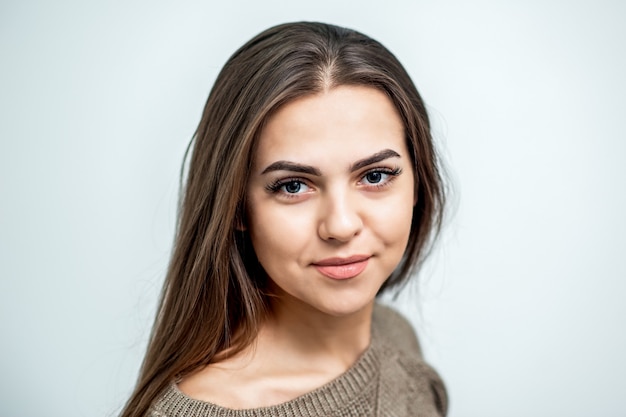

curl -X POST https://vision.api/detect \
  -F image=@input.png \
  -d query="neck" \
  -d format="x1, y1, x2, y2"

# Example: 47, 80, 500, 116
258, 298, 374, 368
177, 299, 377, 409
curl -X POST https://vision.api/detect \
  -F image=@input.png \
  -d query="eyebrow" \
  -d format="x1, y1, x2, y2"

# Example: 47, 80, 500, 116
261, 161, 322, 176
260, 149, 401, 176
350, 149, 401, 171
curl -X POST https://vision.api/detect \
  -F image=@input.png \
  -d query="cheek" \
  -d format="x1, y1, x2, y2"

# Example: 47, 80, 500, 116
381, 206, 413, 251
371, 187, 415, 246
247, 202, 313, 268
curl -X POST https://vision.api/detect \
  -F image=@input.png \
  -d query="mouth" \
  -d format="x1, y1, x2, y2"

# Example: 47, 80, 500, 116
312, 255, 371, 280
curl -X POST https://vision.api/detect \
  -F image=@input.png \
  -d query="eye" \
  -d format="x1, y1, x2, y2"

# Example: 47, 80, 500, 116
282, 180, 306, 194
360, 168, 401, 187
266, 178, 311, 196
363, 171, 385, 184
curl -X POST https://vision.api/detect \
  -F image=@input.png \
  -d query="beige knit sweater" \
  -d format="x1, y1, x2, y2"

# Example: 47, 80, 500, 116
149, 304, 448, 417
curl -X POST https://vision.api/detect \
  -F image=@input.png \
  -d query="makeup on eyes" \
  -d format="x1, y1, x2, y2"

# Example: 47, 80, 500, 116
265, 177, 310, 194
359, 167, 402, 188
264, 165, 403, 197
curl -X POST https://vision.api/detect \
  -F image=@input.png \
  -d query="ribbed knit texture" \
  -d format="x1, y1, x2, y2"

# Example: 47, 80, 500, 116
149, 304, 447, 417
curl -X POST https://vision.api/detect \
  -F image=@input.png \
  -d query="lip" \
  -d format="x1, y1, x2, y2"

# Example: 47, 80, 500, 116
312, 255, 370, 280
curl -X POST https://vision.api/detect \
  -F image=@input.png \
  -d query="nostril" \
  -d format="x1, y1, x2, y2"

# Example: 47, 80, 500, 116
318, 206, 363, 242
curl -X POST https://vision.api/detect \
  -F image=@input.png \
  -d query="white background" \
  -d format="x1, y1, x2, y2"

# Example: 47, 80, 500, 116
1, 1, 625, 416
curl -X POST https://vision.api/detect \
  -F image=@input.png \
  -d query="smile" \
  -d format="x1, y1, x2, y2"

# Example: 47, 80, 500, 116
312, 255, 370, 280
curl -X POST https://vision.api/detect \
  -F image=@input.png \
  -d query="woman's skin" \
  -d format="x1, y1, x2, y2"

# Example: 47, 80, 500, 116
179, 85, 416, 409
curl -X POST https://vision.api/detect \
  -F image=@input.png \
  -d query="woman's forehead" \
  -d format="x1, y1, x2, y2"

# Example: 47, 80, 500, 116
252, 86, 406, 171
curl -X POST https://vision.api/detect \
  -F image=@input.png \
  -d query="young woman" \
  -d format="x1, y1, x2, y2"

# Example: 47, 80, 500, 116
121, 21, 448, 417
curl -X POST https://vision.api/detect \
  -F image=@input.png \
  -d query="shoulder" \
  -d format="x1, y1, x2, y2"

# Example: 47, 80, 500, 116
371, 303, 448, 416
372, 303, 423, 357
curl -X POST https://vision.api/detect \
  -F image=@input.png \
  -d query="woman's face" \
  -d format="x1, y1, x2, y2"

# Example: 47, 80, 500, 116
245, 85, 415, 317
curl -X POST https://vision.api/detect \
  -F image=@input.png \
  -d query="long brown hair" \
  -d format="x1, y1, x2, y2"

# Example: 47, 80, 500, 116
120, 21, 446, 417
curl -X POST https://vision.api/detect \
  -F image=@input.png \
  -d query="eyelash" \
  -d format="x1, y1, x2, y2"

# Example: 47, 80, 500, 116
265, 177, 308, 195
265, 167, 403, 196
360, 167, 402, 188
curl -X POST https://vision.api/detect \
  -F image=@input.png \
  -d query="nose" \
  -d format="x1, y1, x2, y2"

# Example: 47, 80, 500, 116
317, 189, 363, 242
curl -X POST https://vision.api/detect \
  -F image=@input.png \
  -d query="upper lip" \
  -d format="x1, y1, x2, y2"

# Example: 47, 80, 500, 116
312, 255, 371, 266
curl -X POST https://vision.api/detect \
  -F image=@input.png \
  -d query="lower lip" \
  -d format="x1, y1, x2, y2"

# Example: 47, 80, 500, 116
313, 259, 369, 280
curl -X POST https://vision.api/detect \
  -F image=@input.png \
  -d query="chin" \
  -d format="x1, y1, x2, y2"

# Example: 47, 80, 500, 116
312, 296, 376, 318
